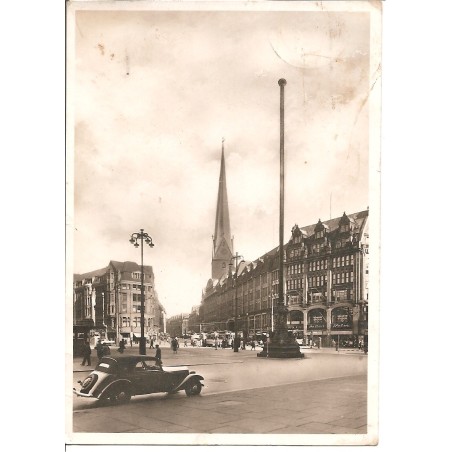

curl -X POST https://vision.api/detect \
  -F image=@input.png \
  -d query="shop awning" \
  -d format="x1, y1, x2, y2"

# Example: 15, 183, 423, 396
132, 333, 142, 337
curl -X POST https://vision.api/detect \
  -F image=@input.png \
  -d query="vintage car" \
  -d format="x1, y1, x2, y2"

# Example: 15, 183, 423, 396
73, 355, 204, 403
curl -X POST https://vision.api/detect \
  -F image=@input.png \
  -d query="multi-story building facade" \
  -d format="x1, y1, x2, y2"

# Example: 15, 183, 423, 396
198, 209, 369, 346
166, 313, 190, 338
199, 248, 279, 338
187, 304, 201, 334
284, 210, 369, 346
73, 260, 166, 353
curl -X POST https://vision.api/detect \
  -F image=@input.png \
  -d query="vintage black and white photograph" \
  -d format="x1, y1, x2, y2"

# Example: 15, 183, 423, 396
66, 0, 381, 445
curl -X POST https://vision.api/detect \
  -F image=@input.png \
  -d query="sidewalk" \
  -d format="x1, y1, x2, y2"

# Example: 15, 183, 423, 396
72, 374, 368, 436
300, 346, 368, 355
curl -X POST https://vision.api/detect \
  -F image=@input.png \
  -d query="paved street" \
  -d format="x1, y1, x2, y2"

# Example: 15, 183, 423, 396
69, 345, 372, 443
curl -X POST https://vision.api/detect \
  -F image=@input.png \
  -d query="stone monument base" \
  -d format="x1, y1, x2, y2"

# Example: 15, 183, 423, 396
257, 342, 304, 359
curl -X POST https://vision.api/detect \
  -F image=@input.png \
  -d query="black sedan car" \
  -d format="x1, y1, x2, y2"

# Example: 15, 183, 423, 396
73, 355, 204, 403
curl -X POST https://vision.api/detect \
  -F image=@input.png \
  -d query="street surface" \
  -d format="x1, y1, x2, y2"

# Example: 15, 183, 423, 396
69, 344, 370, 439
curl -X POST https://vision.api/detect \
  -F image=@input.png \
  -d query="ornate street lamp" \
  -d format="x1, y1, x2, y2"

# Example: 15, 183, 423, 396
129, 229, 154, 355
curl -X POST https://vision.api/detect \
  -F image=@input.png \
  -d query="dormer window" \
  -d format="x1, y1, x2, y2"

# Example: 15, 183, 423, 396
132, 272, 141, 279
338, 212, 351, 234
314, 219, 327, 240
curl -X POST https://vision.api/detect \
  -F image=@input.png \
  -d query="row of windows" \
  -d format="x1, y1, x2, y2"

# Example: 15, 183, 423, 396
309, 275, 327, 287
288, 247, 304, 259
333, 255, 354, 268
309, 259, 327, 272
207, 287, 356, 313
206, 272, 358, 308
121, 303, 155, 313
333, 272, 354, 284
204, 253, 362, 309
120, 284, 153, 291
288, 263, 302, 275
121, 317, 154, 327
304, 255, 355, 272
287, 278, 302, 291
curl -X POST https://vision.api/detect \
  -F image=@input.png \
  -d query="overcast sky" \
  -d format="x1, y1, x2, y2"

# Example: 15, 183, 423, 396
72, 5, 375, 317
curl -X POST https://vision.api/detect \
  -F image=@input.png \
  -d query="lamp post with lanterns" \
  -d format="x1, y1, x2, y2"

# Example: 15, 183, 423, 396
129, 229, 154, 355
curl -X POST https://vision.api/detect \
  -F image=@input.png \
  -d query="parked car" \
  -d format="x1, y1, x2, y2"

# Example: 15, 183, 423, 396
101, 339, 115, 346
205, 333, 216, 347
73, 355, 204, 403
190, 334, 201, 346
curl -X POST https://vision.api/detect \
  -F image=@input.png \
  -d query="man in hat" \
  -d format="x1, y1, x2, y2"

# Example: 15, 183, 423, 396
95, 338, 104, 361
155, 344, 162, 366
81, 340, 91, 366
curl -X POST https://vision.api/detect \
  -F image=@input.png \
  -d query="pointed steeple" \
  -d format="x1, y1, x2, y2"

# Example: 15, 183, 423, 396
211, 139, 233, 279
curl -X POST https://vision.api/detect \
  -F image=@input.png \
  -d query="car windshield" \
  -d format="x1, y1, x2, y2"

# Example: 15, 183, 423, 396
134, 359, 161, 371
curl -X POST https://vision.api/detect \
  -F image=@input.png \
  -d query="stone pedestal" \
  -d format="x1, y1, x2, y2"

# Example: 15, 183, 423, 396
257, 305, 304, 359
257, 341, 304, 358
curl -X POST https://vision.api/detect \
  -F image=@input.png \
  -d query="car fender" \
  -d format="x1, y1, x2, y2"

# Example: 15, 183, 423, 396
172, 373, 204, 392
96, 378, 133, 399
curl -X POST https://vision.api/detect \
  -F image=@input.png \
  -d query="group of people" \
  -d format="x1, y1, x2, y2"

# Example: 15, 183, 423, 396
80, 338, 163, 366
80, 339, 111, 366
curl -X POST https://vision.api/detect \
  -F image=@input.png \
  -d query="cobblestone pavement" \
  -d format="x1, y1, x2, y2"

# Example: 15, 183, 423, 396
72, 374, 369, 438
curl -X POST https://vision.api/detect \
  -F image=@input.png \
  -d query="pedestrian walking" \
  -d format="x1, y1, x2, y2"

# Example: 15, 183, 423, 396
251, 340, 256, 351
150, 338, 154, 349
155, 344, 162, 366
81, 340, 91, 366
95, 339, 104, 361
171, 337, 178, 354
118, 339, 125, 353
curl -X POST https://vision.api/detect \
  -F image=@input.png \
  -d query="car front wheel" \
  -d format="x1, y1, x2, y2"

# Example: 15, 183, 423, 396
107, 385, 131, 404
185, 380, 202, 396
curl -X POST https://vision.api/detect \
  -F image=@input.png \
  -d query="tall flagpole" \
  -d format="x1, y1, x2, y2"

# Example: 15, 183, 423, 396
258, 79, 302, 359
278, 78, 286, 313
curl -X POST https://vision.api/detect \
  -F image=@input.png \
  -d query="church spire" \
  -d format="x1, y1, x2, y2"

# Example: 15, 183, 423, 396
211, 139, 233, 279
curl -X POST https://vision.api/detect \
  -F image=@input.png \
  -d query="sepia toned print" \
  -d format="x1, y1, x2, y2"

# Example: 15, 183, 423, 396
66, 0, 381, 446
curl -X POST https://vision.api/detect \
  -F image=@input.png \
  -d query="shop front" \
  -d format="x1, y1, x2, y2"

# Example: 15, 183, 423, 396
331, 306, 355, 348
288, 310, 304, 339
307, 309, 327, 347
73, 321, 94, 356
